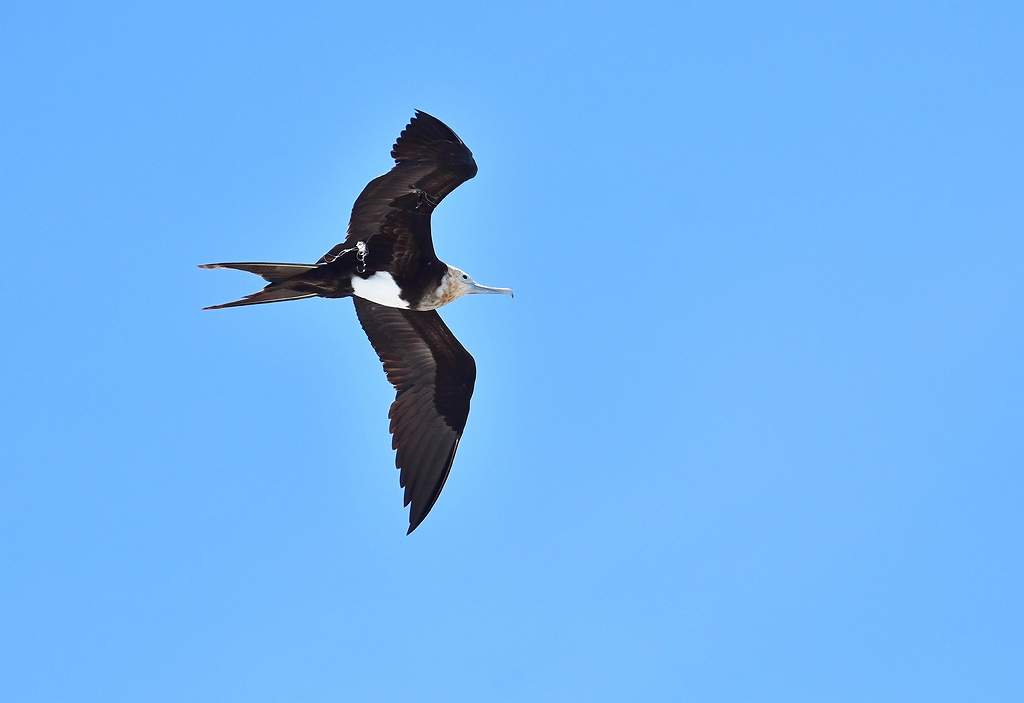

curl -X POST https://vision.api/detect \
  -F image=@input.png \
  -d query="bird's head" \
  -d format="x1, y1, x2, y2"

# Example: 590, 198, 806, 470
442, 266, 514, 305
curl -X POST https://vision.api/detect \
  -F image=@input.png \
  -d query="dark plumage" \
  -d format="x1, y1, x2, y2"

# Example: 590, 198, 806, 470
354, 299, 476, 532
201, 111, 512, 533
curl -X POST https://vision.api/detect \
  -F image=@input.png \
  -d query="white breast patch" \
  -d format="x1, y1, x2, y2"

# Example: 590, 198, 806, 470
351, 272, 410, 309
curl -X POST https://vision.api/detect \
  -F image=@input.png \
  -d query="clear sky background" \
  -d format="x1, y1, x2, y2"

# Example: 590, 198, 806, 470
1, 1, 1022, 701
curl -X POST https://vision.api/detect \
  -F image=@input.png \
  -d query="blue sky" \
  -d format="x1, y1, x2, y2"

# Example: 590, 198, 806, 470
1, 1, 1022, 700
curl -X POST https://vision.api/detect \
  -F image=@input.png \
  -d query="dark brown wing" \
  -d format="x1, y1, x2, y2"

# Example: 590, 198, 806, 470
319, 111, 478, 277
353, 297, 477, 533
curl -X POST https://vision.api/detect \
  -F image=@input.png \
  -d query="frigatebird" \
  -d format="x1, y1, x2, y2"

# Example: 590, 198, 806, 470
201, 111, 512, 533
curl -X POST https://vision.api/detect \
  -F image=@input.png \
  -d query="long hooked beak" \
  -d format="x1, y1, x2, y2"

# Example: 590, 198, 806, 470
469, 282, 514, 297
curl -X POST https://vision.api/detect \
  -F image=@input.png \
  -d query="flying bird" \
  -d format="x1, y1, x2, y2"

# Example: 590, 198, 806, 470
201, 111, 512, 533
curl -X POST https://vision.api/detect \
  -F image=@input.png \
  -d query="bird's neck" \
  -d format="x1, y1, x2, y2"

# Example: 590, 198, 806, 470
416, 266, 461, 310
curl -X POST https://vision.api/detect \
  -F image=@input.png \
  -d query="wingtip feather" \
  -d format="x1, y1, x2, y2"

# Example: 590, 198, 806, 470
391, 111, 475, 172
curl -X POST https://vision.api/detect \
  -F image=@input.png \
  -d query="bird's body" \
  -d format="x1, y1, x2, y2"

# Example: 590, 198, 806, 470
201, 111, 512, 533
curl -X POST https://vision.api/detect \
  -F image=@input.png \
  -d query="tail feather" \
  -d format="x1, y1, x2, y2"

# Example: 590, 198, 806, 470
199, 262, 317, 284
199, 261, 319, 310
203, 288, 316, 310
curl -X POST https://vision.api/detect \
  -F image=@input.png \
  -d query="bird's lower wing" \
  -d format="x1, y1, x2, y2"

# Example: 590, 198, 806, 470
353, 298, 477, 533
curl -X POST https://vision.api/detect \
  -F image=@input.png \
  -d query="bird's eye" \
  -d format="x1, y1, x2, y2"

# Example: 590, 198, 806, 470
461, 274, 468, 280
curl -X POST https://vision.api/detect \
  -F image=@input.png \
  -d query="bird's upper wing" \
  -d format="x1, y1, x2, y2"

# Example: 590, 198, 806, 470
319, 111, 478, 277
353, 297, 477, 533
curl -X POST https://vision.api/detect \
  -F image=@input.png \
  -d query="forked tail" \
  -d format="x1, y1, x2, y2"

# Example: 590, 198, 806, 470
199, 262, 318, 310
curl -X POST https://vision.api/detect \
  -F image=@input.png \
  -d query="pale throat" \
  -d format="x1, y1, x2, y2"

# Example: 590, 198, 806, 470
437, 269, 464, 307
419, 268, 464, 310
